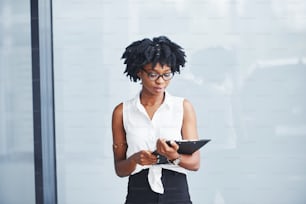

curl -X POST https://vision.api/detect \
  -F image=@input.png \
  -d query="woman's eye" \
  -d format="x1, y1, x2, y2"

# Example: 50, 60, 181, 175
149, 73, 158, 77
163, 73, 171, 77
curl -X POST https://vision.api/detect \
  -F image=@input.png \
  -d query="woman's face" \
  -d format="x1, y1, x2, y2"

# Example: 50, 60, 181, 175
138, 63, 172, 95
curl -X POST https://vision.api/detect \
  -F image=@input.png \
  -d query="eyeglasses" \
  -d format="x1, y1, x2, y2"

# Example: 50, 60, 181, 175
141, 69, 174, 81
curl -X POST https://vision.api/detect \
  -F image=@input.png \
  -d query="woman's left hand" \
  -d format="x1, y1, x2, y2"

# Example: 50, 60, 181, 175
156, 138, 180, 161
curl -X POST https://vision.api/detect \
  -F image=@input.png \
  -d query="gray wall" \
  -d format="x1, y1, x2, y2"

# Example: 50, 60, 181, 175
53, 1, 306, 204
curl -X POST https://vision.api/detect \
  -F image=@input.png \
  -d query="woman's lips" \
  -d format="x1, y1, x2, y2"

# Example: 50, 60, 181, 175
153, 87, 164, 92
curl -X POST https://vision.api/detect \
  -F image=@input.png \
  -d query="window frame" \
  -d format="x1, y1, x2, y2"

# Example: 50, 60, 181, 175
31, 0, 58, 203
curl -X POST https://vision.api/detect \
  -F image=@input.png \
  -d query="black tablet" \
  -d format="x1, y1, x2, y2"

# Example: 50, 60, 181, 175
167, 139, 211, 155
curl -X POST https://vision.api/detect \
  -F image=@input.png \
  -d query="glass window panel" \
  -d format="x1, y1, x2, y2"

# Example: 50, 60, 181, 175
53, 1, 306, 204
0, 1, 35, 204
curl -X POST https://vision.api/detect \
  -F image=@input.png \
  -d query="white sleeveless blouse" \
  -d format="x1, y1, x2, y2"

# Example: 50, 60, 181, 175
123, 91, 187, 194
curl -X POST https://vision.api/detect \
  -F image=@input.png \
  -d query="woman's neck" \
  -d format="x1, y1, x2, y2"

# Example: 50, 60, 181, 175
140, 91, 165, 106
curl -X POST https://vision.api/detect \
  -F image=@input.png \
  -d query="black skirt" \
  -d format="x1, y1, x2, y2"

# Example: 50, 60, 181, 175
125, 168, 192, 204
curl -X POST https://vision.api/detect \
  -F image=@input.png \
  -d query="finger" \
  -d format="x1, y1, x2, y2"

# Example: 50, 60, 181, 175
157, 139, 165, 148
150, 156, 158, 164
139, 153, 145, 164
143, 156, 158, 165
138, 151, 148, 165
156, 138, 163, 144
170, 141, 179, 151
145, 151, 158, 161
160, 139, 170, 149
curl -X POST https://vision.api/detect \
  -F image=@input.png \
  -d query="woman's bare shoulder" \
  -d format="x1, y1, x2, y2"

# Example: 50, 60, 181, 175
112, 102, 123, 118
183, 98, 195, 111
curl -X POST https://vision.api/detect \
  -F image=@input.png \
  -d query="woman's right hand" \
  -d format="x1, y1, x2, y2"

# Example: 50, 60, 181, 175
131, 150, 158, 166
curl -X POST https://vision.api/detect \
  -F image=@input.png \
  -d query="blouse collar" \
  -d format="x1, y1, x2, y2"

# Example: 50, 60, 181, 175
136, 91, 171, 112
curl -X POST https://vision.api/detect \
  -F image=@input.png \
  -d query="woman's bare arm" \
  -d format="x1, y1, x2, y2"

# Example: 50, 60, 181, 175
179, 99, 200, 171
112, 103, 157, 177
156, 99, 200, 171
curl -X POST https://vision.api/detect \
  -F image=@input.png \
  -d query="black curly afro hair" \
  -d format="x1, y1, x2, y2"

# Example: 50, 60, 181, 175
121, 36, 186, 82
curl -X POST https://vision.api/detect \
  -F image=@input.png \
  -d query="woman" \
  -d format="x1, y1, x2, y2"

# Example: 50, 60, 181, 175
112, 36, 200, 204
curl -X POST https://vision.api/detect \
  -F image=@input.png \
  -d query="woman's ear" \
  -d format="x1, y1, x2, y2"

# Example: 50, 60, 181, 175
137, 71, 142, 78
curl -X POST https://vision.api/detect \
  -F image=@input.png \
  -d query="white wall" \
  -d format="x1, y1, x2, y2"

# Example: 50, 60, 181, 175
53, 1, 306, 203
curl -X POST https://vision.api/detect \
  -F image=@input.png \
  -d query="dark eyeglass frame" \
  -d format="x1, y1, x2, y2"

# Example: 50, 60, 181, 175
141, 69, 174, 81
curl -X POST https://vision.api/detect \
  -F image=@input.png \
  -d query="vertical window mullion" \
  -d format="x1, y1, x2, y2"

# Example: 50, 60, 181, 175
31, 0, 57, 203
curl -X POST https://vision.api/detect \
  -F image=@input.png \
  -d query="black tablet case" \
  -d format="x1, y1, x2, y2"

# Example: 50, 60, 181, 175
168, 139, 211, 155
153, 139, 211, 164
